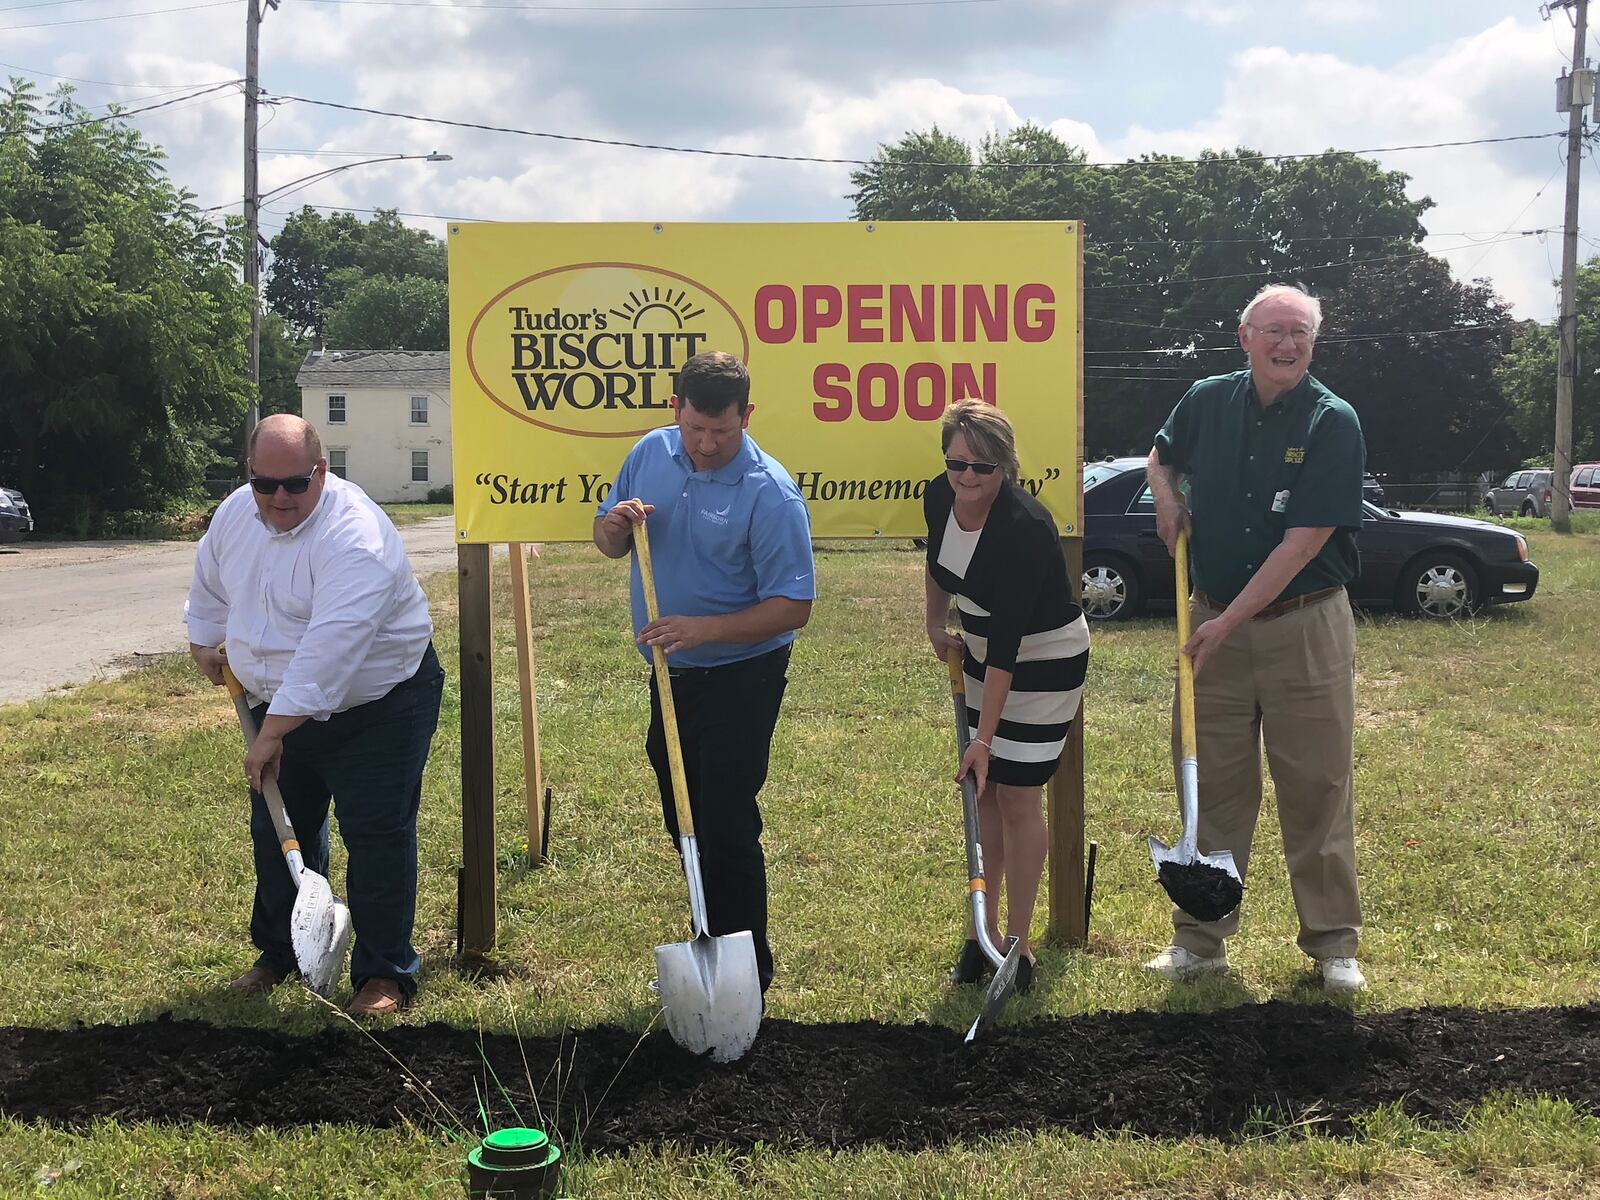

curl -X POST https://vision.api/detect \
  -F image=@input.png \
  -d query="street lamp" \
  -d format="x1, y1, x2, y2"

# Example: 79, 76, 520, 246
242, 149, 453, 458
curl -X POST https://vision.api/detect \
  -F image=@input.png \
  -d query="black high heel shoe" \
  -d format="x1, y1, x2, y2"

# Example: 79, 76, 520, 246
949, 938, 993, 985
1015, 954, 1036, 995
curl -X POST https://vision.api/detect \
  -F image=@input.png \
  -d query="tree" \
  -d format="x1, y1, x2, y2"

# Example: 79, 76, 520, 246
0, 81, 251, 532
259, 311, 308, 418
1497, 256, 1600, 468
1313, 257, 1519, 476
850, 127, 1448, 461
265, 207, 445, 338
323, 274, 448, 350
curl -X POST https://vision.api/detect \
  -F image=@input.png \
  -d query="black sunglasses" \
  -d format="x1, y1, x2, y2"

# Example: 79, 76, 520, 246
945, 458, 1000, 476
249, 468, 318, 495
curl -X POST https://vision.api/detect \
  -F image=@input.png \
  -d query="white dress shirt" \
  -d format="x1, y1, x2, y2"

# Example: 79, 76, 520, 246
184, 475, 434, 720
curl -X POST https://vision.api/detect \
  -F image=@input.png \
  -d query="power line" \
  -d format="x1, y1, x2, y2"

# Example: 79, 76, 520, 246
1083, 232, 1539, 291
0, 80, 241, 135
0, 0, 236, 29
268, 93, 1569, 169
295, 0, 995, 8
0, 59, 234, 90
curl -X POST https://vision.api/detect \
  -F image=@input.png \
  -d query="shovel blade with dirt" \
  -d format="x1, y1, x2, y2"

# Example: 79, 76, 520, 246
1149, 531, 1243, 923
221, 662, 355, 997
634, 513, 763, 1063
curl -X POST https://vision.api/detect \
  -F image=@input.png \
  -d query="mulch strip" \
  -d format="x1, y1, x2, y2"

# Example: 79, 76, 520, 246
3, 1002, 1598, 1151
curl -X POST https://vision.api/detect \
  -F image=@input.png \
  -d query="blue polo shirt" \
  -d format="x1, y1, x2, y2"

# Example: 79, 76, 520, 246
598, 426, 815, 668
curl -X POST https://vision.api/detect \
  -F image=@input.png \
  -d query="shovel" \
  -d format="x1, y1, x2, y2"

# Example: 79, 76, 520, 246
633, 513, 763, 1064
946, 646, 1024, 1042
220, 661, 355, 997
1148, 530, 1243, 923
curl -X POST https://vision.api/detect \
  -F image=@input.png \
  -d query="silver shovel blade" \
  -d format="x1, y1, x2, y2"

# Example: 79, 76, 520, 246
965, 936, 1024, 1044
654, 929, 762, 1064
291, 869, 354, 998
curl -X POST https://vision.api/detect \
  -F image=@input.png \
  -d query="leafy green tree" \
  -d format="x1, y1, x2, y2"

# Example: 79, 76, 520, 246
265, 207, 445, 338
259, 311, 308, 418
323, 274, 448, 350
0, 81, 251, 533
1497, 256, 1600, 467
850, 127, 1443, 459
1313, 256, 1519, 476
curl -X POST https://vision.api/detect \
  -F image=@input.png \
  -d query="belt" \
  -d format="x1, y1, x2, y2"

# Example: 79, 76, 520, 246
1193, 585, 1344, 621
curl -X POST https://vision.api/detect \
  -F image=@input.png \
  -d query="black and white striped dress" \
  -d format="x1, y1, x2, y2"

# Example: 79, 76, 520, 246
925, 475, 1090, 787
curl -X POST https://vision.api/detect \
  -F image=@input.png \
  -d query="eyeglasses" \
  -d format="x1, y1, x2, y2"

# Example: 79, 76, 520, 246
945, 458, 1000, 476
1246, 323, 1315, 346
249, 468, 318, 495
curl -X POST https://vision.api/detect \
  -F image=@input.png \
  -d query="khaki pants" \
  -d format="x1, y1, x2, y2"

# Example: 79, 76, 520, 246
1171, 589, 1361, 960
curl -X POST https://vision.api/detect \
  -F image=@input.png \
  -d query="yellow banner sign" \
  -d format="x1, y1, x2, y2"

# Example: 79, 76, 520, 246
448, 222, 1081, 542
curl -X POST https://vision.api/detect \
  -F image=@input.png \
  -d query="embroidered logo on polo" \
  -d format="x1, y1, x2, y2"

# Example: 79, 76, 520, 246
1284, 447, 1306, 463
700, 504, 732, 527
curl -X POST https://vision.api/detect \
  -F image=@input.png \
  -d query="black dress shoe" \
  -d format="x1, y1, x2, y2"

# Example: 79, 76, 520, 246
949, 938, 993, 985
1015, 955, 1036, 995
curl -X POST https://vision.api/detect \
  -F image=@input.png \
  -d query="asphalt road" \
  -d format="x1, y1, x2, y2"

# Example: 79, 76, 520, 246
0, 518, 462, 707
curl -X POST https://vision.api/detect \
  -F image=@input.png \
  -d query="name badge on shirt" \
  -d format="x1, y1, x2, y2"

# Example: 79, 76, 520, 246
1272, 490, 1291, 514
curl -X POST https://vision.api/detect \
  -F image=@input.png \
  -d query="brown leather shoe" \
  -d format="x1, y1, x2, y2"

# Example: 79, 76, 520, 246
229, 965, 283, 994
347, 978, 406, 1018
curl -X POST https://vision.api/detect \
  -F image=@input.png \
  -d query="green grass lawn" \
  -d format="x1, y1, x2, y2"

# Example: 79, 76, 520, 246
2, 529, 1598, 1197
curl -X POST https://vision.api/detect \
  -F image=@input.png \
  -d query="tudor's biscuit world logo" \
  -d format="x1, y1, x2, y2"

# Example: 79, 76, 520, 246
465, 262, 750, 438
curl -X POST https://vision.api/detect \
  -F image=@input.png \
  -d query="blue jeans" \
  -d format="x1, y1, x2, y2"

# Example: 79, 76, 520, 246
249, 643, 444, 995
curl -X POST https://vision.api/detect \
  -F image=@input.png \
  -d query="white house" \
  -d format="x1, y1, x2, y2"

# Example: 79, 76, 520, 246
296, 349, 451, 503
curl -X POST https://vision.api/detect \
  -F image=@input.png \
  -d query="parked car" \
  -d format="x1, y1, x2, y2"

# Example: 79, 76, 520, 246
1080, 458, 1538, 622
1571, 462, 1600, 510
1362, 473, 1385, 505
1482, 469, 1554, 517
0, 486, 32, 544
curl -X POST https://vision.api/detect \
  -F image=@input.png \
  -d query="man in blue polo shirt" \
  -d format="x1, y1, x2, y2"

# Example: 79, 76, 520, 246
594, 350, 813, 993
1144, 283, 1368, 992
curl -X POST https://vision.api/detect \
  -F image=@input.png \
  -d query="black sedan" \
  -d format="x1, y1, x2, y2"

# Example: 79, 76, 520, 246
1080, 458, 1539, 622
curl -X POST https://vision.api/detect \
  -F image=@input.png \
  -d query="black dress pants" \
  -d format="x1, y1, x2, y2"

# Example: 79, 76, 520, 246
645, 644, 790, 991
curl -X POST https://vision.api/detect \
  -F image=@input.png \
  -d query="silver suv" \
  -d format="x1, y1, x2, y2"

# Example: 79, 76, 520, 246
1482, 469, 1553, 518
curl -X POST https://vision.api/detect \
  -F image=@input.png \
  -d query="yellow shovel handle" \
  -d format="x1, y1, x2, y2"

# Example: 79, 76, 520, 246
1175, 529, 1197, 761
633, 511, 694, 840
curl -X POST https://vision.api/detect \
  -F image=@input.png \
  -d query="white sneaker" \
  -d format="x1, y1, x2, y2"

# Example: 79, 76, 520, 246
1318, 956, 1367, 992
1143, 944, 1229, 981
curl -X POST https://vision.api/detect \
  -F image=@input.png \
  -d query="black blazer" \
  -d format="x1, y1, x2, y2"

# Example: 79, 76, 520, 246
923, 474, 1081, 673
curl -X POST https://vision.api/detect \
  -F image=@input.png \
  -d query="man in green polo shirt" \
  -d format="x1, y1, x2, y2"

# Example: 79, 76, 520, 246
1144, 282, 1367, 992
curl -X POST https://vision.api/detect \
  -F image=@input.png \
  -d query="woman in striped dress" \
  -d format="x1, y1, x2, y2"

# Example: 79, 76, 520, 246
923, 399, 1090, 993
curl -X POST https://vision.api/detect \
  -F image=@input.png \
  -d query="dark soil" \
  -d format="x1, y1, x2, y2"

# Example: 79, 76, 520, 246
1158, 860, 1243, 922
3, 1003, 1598, 1151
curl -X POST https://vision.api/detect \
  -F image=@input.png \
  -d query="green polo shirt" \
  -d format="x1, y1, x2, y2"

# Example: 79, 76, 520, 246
1154, 370, 1365, 606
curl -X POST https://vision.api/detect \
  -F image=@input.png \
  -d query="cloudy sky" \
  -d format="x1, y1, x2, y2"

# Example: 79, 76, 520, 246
1, 0, 1591, 319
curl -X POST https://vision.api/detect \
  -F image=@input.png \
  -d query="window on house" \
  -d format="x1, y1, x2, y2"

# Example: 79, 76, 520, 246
410, 394, 429, 425
411, 450, 429, 483
328, 449, 347, 478
327, 394, 347, 424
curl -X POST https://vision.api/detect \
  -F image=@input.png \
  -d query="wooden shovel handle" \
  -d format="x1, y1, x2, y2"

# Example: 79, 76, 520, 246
219, 659, 301, 857
633, 511, 695, 840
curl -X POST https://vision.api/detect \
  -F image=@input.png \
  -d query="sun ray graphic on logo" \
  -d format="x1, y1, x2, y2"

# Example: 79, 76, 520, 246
609, 289, 705, 328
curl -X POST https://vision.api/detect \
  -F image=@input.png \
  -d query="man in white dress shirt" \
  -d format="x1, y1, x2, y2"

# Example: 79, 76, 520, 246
185, 414, 443, 1017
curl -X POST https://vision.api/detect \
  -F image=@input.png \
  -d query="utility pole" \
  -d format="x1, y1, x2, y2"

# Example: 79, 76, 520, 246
1551, 0, 1591, 531
242, 0, 276, 469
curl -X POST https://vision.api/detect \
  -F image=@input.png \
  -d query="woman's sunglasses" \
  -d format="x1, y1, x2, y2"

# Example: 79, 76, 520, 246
944, 458, 999, 476
249, 469, 318, 495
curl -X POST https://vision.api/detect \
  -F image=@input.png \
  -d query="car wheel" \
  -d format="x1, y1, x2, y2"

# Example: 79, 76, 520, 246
1400, 552, 1480, 620
1081, 553, 1142, 621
